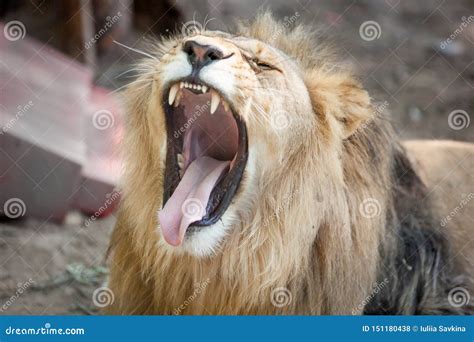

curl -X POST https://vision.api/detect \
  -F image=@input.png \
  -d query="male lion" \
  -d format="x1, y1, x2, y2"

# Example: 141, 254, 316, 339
107, 13, 473, 314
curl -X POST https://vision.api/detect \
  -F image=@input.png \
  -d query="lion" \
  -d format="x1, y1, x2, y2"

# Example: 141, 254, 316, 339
106, 12, 474, 315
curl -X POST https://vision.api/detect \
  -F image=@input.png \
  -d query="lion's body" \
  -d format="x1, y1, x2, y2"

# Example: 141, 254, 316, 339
405, 141, 474, 279
106, 13, 473, 315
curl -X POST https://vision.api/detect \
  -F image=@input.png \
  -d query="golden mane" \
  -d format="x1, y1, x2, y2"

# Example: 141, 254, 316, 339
106, 12, 473, 315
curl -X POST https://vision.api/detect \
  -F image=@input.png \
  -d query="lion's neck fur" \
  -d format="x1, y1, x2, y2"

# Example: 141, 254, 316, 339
108, 107, 396, 314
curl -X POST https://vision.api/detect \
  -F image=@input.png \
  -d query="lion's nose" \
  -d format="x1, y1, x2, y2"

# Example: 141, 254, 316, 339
183, 40, 224, 69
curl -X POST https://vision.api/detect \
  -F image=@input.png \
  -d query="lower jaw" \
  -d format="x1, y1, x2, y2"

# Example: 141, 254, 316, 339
160, 92, 248, 244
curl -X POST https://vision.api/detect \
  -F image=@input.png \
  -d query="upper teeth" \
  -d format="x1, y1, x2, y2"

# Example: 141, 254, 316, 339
181, 82, 207, 93
168, 84, 179, 105
168, 82, 229, 114
210, 90, 220, 114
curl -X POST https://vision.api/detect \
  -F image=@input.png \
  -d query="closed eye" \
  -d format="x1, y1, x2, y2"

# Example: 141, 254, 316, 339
255, 61, 274, 71
244, 54, 282, 73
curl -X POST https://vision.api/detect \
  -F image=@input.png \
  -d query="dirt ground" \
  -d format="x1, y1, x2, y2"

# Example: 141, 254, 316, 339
1, 0, 473, 315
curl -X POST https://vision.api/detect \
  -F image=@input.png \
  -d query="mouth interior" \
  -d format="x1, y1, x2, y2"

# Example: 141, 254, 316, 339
158, 84, 247, 246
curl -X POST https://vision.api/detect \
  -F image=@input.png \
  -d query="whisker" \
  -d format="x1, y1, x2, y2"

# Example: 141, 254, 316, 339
115, 67, 154, 79
203, 16, 216, 31
113, 40, 158, 61
109, 77, 153, 94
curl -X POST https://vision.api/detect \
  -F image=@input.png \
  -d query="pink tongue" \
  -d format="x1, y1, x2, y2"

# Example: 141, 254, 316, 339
158, 156, 229, 246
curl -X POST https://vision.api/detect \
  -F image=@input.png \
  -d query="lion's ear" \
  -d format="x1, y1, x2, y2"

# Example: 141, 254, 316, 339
305, 71, 372, 138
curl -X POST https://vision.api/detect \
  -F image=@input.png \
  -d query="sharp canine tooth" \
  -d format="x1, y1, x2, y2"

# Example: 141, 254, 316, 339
177, 153, 184, 166
180, 82, 184, 88
223, 100, 229, 112
168, 84, 179, 105
202, 85, 208, 93
210, 90, 220, 114
173, 90, 182, 107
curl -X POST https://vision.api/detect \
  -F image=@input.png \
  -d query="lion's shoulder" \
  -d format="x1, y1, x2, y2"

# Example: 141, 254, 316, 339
403, 140, 474, 275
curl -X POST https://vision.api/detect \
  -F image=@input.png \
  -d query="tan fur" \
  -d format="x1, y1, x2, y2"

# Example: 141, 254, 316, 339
404, 140, 474, 276
106, 13, 473, 315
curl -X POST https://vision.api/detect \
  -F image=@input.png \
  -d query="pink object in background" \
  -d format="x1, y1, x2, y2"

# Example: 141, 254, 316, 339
0, 22, 123, 223
72, 86, 124, 217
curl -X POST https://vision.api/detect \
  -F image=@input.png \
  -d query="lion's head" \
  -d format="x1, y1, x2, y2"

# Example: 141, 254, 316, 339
111, 12, 394, 314
123, 13, 374, 257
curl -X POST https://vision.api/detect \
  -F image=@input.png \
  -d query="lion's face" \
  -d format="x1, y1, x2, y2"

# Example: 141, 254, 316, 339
151, 31, 317, 256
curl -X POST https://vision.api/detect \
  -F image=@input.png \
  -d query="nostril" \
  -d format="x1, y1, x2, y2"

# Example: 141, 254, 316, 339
183, 41, 224, 66
183, 41, 195, 57
206, 50, 222, 61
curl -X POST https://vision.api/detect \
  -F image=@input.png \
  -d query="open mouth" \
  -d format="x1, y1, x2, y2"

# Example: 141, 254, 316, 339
158, 80, 248, 246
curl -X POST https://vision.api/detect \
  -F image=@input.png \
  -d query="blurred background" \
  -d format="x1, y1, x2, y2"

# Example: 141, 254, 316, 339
0, 0, 472, 314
